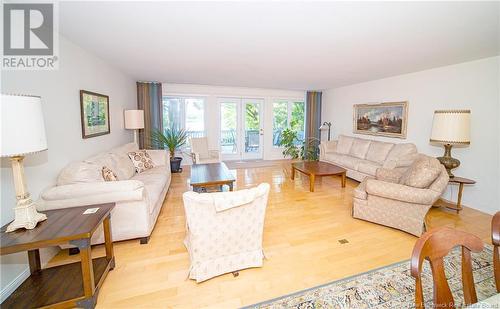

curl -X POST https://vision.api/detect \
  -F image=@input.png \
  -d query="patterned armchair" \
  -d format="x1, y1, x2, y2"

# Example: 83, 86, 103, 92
353, 155, 449, 236
182, 183, 270, 282
190, 137, 220, 164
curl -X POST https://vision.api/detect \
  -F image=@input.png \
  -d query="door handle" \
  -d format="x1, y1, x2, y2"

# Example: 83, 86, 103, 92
260, 129, 264, 136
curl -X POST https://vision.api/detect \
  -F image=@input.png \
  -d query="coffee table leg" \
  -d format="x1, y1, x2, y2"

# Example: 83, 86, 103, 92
309, 174, 315, 192
291, 167, 295, 180
341, 172, 346, 188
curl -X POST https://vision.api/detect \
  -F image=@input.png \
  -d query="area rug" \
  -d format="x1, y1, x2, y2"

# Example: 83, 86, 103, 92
244, 246, 497, 309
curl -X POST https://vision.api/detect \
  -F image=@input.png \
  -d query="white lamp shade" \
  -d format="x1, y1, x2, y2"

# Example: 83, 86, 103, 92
1, 94, 48, 157
124, 110, 144, 129
430, 110, 470, 145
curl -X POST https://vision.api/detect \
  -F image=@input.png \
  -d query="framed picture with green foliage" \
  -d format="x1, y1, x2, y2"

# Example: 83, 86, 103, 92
80, 90, 110, 139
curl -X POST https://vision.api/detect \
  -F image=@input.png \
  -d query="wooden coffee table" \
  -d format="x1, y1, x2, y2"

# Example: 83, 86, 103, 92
190, 162, 236, 193
291, 161, 346, 192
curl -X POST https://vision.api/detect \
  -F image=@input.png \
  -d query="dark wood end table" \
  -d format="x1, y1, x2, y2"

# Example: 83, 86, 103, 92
291, 161, 347, 192
435, 176, 476, 213
190, 162, 236, 193
1, 203, 115, 309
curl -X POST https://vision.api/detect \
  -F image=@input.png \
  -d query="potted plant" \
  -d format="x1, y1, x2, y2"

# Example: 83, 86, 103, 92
279, 128, 319, 161
151, 127, 188, 173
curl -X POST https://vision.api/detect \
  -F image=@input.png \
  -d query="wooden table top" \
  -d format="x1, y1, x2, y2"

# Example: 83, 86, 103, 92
449, 176, 476, 184
292, 161, 347, 176
190, 162, 235, 186
0, 203, 114, 255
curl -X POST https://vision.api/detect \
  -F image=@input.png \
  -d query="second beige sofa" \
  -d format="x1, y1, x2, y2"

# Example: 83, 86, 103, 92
319, 135, 418, 181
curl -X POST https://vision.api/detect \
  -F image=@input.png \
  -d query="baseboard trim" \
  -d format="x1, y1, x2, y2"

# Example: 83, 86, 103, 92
0, 266, 30, 303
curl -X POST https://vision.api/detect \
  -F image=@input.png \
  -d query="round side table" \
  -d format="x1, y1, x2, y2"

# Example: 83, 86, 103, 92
441, 176, 476, 213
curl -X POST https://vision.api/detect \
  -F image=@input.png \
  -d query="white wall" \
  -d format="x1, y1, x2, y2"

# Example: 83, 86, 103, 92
162, 83, 305, 162
322, 56, 499, 215
0, 36, 136, 301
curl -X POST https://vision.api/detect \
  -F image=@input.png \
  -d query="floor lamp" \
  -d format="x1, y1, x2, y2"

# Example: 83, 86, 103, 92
124, 110, 145, 145
319, 122, 332, 141
1, 94, 48, 232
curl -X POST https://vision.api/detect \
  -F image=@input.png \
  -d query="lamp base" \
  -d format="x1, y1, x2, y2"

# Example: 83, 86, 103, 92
436, 144, 460, 178
6, 196, 47, 232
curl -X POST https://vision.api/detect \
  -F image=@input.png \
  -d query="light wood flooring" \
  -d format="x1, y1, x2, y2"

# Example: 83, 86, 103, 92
49, 160, 493, 308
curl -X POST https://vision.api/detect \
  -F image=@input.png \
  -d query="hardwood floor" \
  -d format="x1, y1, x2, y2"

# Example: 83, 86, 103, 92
48, 160, 493, 308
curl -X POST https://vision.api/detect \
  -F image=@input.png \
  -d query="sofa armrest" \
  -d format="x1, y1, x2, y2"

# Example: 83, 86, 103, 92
375, 168, 405, 183
145, 149, 168, 166
365, 179, 439, 205
320, 141, 337, 154
38, 180, 145, 211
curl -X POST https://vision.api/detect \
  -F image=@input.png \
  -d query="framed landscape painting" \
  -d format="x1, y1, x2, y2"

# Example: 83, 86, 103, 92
353, 101, 408, 138
80, 90, 110, 139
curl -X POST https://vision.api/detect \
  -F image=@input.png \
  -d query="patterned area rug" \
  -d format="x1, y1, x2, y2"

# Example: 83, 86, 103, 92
245, 246, 497, 309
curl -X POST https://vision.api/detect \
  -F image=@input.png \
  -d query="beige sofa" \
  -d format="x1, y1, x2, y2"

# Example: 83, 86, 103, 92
352, 155, 449, 236
319, 135, 418, 181
37, 143, 170, 245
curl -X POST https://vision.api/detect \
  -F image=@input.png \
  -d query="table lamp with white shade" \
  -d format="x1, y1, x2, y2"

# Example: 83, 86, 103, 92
124, 109, 144, 145
1, 94, 48, 232
430, 109, 471, 178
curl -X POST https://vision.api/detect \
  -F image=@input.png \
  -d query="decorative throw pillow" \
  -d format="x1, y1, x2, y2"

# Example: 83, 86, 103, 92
128, 150, 155, 173
102, 166, 118, 181
399, 156, 441, 189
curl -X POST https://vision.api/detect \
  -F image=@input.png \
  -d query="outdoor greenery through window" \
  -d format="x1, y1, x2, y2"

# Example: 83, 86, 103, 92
273, 100, 305, 146
163, 96, 205, 148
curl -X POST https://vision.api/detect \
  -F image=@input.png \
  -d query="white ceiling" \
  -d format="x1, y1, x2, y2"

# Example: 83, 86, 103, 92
60, 1, 499, 90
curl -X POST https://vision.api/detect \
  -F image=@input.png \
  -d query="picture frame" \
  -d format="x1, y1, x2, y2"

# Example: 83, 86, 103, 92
80, 90, 110, 139
353, 101, 408, 139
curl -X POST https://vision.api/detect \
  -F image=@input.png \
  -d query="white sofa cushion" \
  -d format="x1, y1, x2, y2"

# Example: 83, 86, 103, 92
132, 166, 170, 214
366, 141, 394, 164
42, 180, 144, 201
383, 143, 418, 168
110, 153, 136, 180
57, 161, 104, 185
110, 143, 138, 180
349, 138, 371, 159
358, 161, 382, 176
399, 156, 442, 189
85, 153, 116, 170
336, 135, 354, 155
339, 156, 364, 170
324, 152, 345, 165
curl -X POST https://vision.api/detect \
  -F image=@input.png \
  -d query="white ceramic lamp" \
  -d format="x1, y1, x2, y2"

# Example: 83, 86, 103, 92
1, 94, 48, 232
430, 109, 471, 177
124, 110, 144, 145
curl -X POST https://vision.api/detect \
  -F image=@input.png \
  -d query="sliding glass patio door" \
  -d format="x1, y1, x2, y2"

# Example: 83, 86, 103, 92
218, 98, 264, 161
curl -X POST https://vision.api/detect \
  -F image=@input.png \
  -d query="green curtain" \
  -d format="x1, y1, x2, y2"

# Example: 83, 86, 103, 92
305, 91, 322, 143
137, 82, 163, 149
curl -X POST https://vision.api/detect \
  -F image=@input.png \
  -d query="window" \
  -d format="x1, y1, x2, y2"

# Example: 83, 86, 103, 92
273, 100, 305, 146
162, 96, 205, 146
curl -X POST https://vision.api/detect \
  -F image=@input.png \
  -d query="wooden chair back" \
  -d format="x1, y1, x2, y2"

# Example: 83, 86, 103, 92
410, 227, 483, 308
493, 211, 500, 292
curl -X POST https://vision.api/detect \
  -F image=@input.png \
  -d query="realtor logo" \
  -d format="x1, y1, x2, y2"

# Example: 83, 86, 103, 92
2, 2, 59, 70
